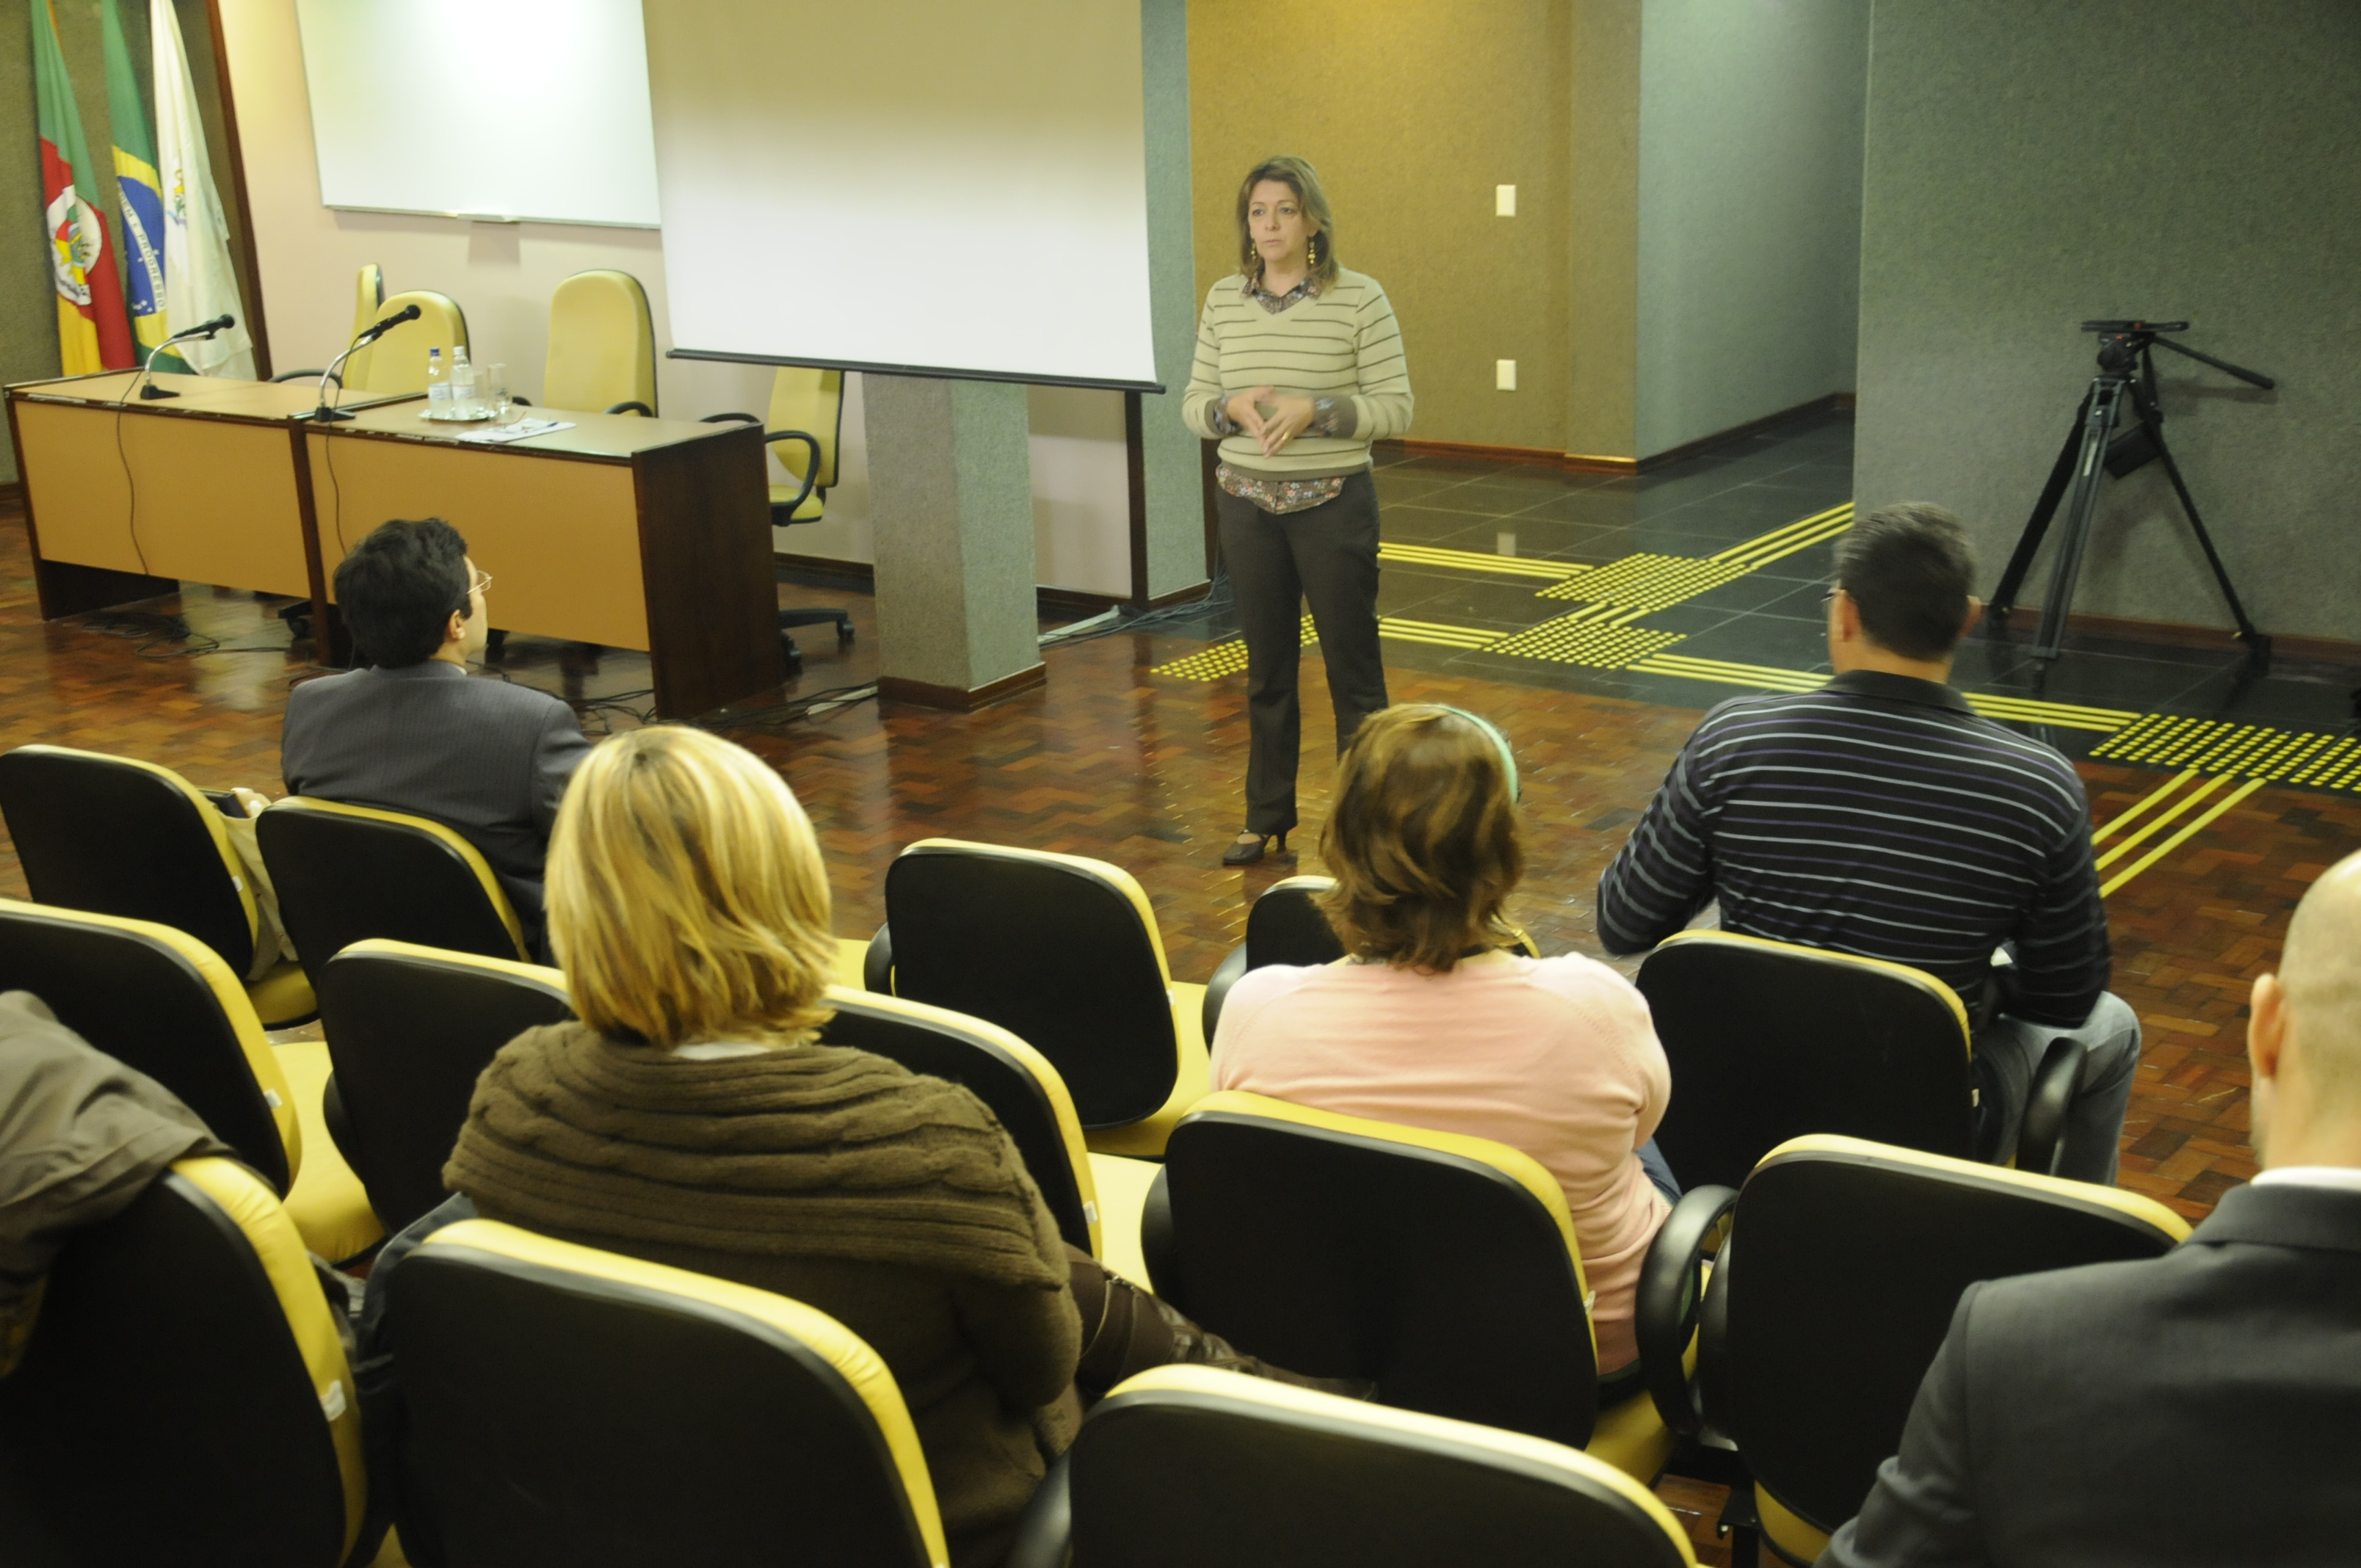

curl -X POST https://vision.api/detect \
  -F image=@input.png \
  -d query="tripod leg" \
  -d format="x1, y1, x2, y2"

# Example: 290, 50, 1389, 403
1991, 391, 2095, 622
2147, 427, 2271, 667
2034, 382, 2124, 663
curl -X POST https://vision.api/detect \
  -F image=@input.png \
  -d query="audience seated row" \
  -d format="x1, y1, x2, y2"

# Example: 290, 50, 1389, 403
3, 502, 2354, 1564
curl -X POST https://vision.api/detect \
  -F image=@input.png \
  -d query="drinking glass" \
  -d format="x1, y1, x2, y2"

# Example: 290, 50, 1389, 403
484, 363, 513, 424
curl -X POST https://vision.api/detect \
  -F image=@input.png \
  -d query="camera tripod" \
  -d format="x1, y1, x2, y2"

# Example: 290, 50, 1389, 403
1988, 320, 2274, 674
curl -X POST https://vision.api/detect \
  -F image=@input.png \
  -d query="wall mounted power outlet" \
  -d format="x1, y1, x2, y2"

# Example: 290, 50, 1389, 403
1495, 359, 1518, 391
1495, 184, 1517, 217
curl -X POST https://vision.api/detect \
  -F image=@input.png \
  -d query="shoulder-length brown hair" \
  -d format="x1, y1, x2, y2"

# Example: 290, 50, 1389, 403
1319, 705, 1523, 973
1235, 154, 1341, 291
545, 726, 837, 1050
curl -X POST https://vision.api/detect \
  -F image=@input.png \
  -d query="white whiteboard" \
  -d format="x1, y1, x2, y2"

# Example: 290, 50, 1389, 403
642, 0, 1158, 389
294, 0, 661, 228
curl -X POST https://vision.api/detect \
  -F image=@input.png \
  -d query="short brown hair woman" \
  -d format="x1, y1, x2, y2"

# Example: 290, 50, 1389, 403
1207, 705, 1680, 1378
373, 727, 1334, 1567
1182, 155, 1413, 865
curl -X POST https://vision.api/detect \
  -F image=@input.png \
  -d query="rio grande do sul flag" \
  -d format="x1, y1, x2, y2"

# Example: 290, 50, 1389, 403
33, 0, 135, 374
101, 0, 179, 371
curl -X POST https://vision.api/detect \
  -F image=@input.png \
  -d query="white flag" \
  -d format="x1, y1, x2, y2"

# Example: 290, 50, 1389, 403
153, 0, 254, 379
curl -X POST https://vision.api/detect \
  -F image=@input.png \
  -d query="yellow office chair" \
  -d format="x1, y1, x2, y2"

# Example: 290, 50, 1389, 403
704, 367, 856, 673
0, 899, 382, 1263
269, 262, 389, 392
1636, 1135, 2188, 1564
1009, 1365, 1698, 1567
391, 1220, 951, 1567
543, 268, 657, 415
0, 1158, 371, 1567
0, 743, 314, 1026
1144, 1092, 1676, 1483
868, 838, 1212, 1158
820, 986, 1156, 1280
342, 289, 468, 396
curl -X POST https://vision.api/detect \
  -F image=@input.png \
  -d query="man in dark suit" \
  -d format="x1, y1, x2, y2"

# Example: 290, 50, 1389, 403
1821, 848, 2361, 1567
283, 518, 591, 948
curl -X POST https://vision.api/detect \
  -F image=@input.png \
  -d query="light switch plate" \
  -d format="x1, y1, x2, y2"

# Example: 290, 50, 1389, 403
1495, 359, 1517, 391
1495, 184, 1517, 217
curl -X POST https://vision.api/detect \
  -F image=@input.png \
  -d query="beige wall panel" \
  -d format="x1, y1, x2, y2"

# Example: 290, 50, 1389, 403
16, 402, 311, 596
307, 435, 648, 650
1188, 0, 1573, 451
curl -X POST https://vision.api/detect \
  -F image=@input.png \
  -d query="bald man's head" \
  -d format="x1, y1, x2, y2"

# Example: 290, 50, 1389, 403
2249, 849, 2361, 1167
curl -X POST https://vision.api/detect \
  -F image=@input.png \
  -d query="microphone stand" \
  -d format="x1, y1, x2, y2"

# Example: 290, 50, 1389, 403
308, 336, 369, 424
131, 318, 231, 401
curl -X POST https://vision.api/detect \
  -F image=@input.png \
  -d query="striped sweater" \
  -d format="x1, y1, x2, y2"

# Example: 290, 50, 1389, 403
1180, 269, 1412, 477
1594, 671, 2110, 1027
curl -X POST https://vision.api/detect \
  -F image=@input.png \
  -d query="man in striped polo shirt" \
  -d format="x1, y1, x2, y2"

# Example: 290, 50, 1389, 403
1595, 504, 2138, 1183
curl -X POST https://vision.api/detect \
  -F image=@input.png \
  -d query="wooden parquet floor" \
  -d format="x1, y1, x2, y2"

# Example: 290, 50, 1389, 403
2, 496, 2352, 1236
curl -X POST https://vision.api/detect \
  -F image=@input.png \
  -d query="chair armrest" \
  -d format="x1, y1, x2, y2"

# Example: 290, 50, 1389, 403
2017, 1034, 2086, 1177
1635, 1183, 1738, 1439
1200, 943, 1249, 1042
764, 429, 823, 520
1140, 1165, 1184, 1311
603, 400, 653, 416
322, 1074, 360, 1167
272, 369, 336, 384
700, 410, 761, 424
863, 921, 893, 995
1004, 1451, 1071, 1568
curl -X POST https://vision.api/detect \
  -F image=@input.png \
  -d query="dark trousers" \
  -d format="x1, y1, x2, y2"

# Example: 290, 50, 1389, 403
1216, 469, 1390, 835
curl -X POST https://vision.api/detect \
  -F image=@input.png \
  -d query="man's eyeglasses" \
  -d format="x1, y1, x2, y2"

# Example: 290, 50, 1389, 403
469, 569, 494, 596
1821, 584, 1840, 604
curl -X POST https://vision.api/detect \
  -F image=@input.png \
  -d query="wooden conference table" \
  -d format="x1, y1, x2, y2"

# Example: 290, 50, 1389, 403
4, 370, 780, 718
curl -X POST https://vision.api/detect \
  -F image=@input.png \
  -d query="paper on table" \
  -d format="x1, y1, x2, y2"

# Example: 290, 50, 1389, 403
452, 418, 576, 444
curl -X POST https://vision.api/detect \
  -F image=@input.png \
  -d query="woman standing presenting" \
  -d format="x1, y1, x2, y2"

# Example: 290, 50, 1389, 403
1183, 155, 1412, 866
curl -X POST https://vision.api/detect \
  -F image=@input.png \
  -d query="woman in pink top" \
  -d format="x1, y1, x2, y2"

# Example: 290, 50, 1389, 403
1208, 703, 1677, 1376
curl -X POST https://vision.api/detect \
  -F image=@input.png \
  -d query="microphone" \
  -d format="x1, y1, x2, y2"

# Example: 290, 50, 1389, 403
167, 313, 236, 342
352, 303, 422, 347
134, 314, 239, 399
307, 305, 423, 423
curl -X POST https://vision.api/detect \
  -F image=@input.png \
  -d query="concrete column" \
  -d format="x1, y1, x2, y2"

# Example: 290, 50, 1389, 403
866, 375, 1044, 708
1133, 0, 1207, 601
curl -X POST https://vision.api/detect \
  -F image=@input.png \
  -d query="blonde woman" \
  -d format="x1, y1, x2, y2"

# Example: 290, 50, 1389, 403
364, 727, 1336, 1568
1183, 154, 1413, 866
1208, 705, 1678, 1378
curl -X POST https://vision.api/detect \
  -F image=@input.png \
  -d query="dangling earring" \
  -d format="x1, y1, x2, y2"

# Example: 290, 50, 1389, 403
1308, 235, 1319, 266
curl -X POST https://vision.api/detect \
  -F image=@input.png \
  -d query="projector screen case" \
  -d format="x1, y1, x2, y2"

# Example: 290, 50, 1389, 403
642, 0, 1161, 391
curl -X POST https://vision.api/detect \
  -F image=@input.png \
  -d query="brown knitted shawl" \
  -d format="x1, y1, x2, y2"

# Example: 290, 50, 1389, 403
444, 1022, 1068, 1289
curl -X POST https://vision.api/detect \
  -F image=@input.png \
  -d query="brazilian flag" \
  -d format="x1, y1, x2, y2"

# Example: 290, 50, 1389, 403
101, 0, 182, 371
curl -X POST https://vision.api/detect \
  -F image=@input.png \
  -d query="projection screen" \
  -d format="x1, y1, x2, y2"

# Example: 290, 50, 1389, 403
642, 0, 1158, 391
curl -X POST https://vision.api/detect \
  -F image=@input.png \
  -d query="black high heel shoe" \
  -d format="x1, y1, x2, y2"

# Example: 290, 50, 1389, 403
1222, 830, 1288, 867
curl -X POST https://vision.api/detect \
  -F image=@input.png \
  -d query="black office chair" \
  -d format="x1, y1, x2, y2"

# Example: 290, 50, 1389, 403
1007, 1365, 1700, 1568
0, 1158, 370, 1568
1636, 1134, 2189, 1564
390, 1218, 947, 1568
258, 797, 529, 979
703, 368, 856, 679
0, 899, 381, 1262
1636, 930, 2084, 1190
0, 744, 314, 1026
867, 838, 1210, 1157
1200, 875, 1344, 1039
1144, 1091, 1675, 1482
821, 987, 1126, 1259
313, 940, 574, 1235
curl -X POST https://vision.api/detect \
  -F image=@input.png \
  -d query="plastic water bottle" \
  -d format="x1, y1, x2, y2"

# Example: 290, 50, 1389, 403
451, 346, 477, 416
426, 347, 451, 415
